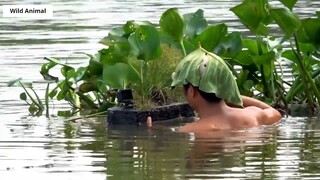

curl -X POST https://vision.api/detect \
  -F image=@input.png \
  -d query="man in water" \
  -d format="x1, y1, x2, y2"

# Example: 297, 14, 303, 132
147, 48, 282, 132
177, 84, 282, 132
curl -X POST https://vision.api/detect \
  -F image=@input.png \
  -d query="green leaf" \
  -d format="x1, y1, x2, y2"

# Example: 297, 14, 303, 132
270, 8, 301, 37
22, 82, 33, 88
160, 8, 185, 42
230, 0, 270, 35
7, 78, 22, 87
57, 91, 64, 101
119, 21, 153, 36
123, 21, 153, 36
86, 59, 103, 77
279, 0, 297, 10
244, 80, 254, 90
108, 26, 125, 37
79, 83, 98, 93
128, 25, 162, 61
262, 63, 272, 81
49, 88, 58, 99
40, 61, 59, 82
234, 50, 254, 65
62, 66, 75, 79
171, 47, 243, 106
214, 32, 243, 58
41, 73, 59, 82
197, 24, 228, 52
41, 61, 57, 74
96, 78, 109, 93
20, 92, 27, 101
99, 34, 127, 46
299, 43, 315, 56
99, 42, 131, 65
183, 39, 197, 55
28, 103, 39, 115
43, 57, 73, 70
252, 51, 276, 65
99, 21, 153, 46
297, 18, 320, 47
282, 50, 299, 63
7, 79, 33, 88
56, 81, 67, 101
183, 9, 207, 39
103, 62, 140, 89
73, 67, 87, 82
237, 69, 249, 85
317, 11, 320, 18
242, 38, 268, 55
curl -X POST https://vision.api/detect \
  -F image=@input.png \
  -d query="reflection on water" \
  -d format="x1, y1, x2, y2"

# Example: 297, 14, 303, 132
3, 116, 320, 179
1, 0, 320, 179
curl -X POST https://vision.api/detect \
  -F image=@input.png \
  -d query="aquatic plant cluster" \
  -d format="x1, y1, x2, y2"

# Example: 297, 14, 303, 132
10, 0, 320, 116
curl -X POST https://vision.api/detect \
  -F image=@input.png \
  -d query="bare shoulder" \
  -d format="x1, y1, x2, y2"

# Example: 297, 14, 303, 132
241, 106, 282, 126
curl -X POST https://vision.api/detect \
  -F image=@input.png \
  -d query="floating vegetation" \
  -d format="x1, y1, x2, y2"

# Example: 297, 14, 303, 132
9, 0, 320, 117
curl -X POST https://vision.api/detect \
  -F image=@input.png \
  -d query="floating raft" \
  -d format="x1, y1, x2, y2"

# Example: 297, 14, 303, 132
107, 102, 194, 125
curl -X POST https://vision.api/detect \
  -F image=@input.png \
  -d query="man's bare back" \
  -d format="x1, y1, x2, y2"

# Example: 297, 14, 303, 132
179, 94, 282, 133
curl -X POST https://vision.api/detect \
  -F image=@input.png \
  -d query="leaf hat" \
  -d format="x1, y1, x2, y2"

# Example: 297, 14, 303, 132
171, 47, 243, 106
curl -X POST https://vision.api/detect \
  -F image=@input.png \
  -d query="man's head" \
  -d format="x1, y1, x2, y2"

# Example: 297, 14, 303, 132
171, 47, 243, 107
183, 83, 221, 104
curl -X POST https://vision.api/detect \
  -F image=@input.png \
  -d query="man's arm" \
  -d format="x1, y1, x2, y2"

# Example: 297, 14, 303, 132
241, 96, 282, 125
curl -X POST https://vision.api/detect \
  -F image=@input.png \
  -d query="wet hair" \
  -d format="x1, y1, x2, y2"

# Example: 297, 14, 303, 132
183, 83, 221, 103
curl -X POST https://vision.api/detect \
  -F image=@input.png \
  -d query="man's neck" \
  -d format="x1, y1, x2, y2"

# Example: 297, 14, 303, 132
195, 100, 228, 120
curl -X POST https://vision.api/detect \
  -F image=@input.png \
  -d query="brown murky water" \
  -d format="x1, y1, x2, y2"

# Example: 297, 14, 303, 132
1, 0, 320, 179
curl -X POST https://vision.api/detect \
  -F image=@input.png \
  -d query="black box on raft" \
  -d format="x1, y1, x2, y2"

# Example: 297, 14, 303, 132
107, 102, 194, 125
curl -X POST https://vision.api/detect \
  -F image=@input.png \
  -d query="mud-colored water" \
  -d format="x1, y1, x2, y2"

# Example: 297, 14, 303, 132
1, 0, 320, 179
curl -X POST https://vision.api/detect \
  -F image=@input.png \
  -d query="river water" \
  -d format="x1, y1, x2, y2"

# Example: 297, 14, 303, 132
1, 0, 320, 179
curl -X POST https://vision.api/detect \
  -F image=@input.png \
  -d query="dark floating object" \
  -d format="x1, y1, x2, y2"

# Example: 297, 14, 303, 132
107, 89, 194, 125
116, 88, 134, 108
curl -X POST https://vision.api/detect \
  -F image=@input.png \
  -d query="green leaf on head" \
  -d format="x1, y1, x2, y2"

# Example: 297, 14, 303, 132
171, 47, 243, 106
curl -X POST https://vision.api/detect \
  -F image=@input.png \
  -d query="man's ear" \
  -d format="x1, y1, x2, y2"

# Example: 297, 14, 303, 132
189, 86, 197, 98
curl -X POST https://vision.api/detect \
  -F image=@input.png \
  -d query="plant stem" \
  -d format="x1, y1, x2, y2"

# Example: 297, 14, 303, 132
291, 36, 315, 109
274, 72, 289, 116
293, 34, 320, 107
30, 88, 44, 109
45, 83, 50, 118
257, 36, 271, 98
140, 62, 145, 103
285, 69, 320, 102
180, 40, 186, 56
65, 111, 108, 121
128, 62, 144, 102
18, 81, 42, 109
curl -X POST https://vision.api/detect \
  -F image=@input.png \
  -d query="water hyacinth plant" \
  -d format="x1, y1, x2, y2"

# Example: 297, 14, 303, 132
10, 0, 320, 116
